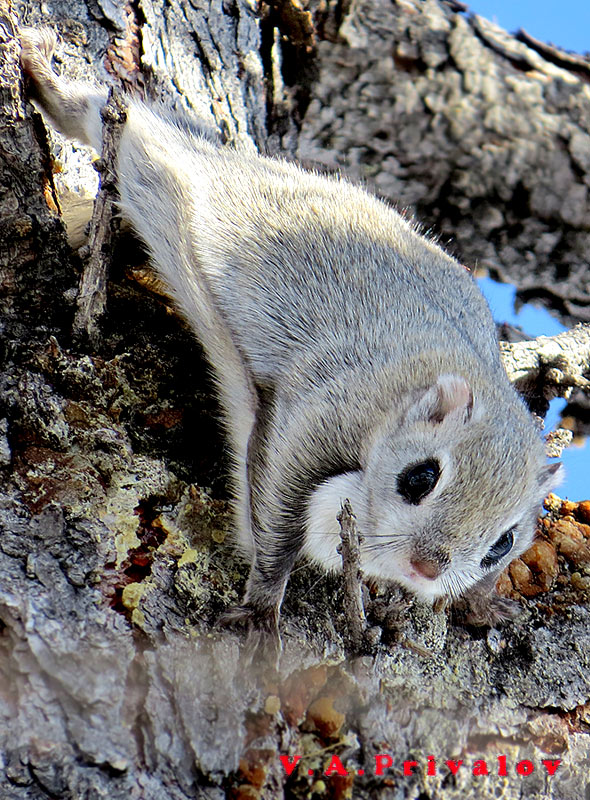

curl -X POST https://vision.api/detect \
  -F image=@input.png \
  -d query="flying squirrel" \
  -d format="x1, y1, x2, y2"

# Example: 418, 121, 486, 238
20, 27, 561, 634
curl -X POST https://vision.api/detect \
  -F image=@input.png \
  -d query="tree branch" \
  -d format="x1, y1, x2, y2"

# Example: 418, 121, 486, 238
500, 323, 590, 414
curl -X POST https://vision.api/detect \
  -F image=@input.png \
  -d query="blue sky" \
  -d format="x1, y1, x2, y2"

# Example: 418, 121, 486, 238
467, 1, 590, 55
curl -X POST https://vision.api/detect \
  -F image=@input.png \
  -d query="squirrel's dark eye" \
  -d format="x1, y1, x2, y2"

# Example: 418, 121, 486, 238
481, 528, 515, 569
397, 460, 441, 505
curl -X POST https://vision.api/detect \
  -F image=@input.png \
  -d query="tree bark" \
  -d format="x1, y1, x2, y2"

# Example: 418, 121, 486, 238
1, 1, 589, 798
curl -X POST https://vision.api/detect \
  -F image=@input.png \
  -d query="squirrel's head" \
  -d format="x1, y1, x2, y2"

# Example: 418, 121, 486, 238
305, 373, 562, 602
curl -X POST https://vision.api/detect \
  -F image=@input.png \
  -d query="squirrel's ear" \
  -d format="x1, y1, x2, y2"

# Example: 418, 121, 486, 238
407, 374, 473, 426
538, 461, 563, 494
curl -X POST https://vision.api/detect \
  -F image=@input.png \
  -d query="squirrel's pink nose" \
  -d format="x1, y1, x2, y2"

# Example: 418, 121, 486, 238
410, 559, 441, 580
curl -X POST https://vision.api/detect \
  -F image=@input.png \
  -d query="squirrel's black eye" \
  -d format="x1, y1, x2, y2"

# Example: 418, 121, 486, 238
397, 460, 441, 504
481, 528, 515, 569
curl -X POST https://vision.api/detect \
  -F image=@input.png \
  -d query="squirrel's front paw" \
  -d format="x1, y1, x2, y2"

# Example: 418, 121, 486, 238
218, 602, 279, 635
452, 590, 521, 628
219, 603, 282, 668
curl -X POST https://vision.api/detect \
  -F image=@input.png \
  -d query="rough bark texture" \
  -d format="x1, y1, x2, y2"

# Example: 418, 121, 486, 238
298, 0, 590, 325
1, 0, 590, 798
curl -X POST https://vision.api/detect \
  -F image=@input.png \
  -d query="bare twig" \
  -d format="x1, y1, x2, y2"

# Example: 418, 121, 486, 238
72, 89, 127, 346
337, 499, 367, 650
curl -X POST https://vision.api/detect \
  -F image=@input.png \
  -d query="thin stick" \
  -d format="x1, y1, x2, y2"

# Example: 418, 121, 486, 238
72, 88, 127, 346
337, 499, 367, 650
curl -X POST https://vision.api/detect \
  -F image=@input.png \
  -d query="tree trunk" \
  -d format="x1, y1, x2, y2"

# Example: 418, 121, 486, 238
0, 0, 589, 798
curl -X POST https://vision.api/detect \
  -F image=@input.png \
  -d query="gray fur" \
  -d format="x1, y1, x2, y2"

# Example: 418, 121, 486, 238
20, 28, 560, 630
